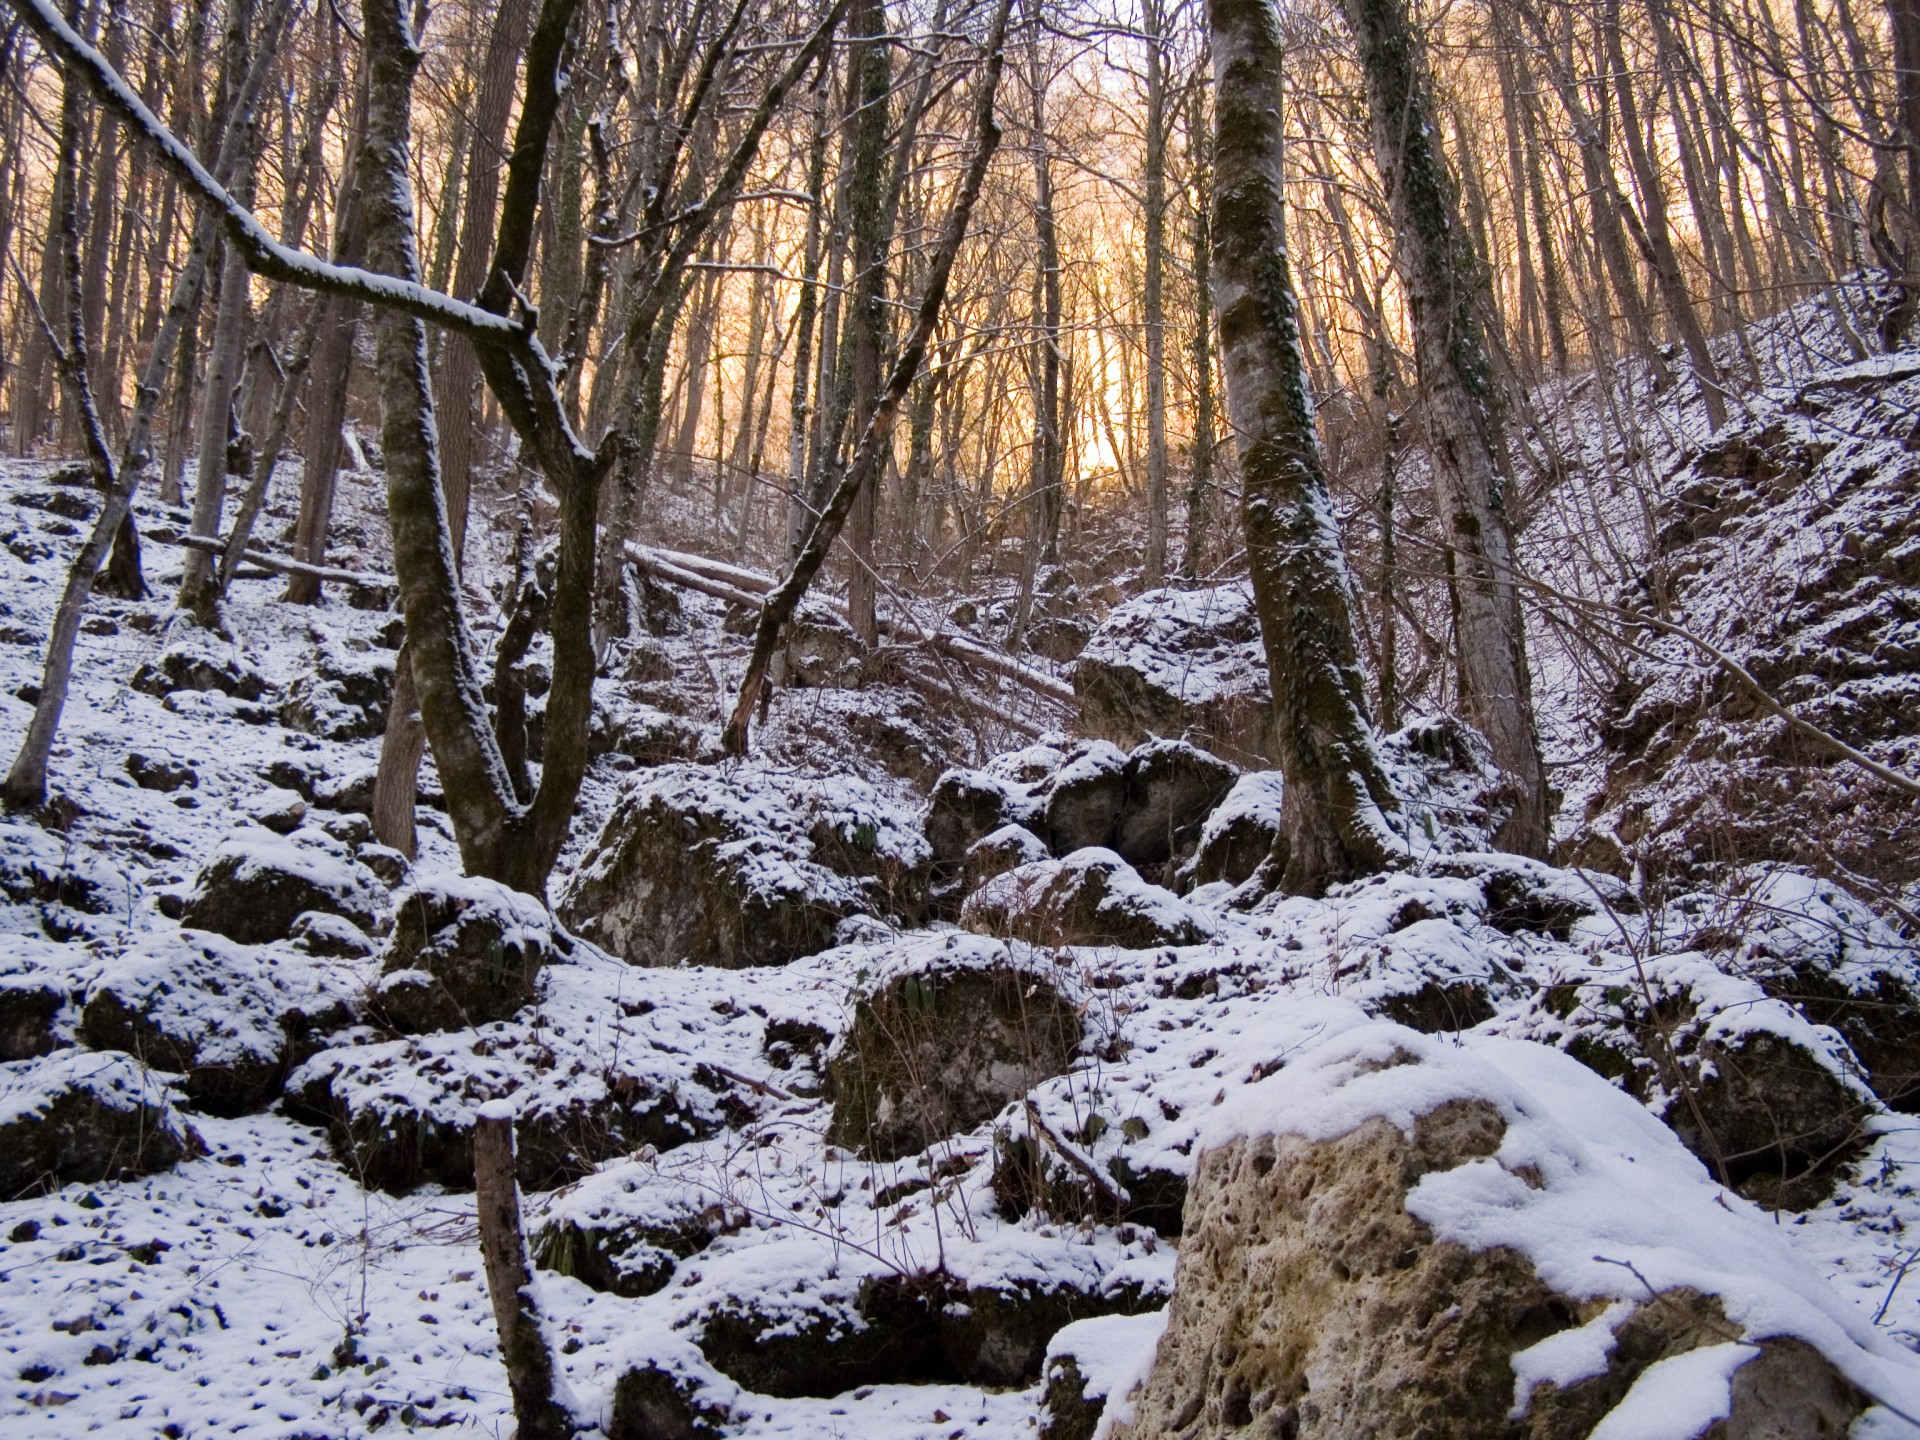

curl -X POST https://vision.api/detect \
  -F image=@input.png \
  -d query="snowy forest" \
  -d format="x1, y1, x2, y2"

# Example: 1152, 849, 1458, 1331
4, 0, 1920, 1432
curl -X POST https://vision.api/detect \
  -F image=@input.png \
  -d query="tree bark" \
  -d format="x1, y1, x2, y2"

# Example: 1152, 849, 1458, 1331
1339, 0, 1550, 858
1142, 0, 1170, 586
1208, 0, 1401, 894
473, 1113, 572, 1440
842, 0, 893, 644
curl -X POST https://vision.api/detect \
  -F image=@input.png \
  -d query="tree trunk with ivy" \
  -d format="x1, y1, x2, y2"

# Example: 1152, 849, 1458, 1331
1338, 0, 1550, 858
1207, 0, 1400, 894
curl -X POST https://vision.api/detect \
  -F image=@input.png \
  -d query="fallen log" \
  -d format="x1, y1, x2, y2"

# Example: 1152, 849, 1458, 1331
155, 531, 394, 589
626, 543, 1076, 707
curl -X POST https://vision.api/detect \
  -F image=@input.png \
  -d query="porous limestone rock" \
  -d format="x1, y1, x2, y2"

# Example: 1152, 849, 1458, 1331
179, 830, 383, 946
376, 876, 569, 1031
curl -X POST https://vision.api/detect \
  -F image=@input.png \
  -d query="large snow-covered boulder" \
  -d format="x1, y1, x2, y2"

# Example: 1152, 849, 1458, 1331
179, 830, 384, 946
559, 765, 916, 968
1074, 583, 1272, 767
130, 627, 268, 702
827, 939, 1085, 1160
375, 876, 570, 1031
927, 736, 1238, 903
79, 930, 336, 1114
961, 849, 1214, 950
1103, 1025, 1918, 1440
0, 1050, 198, 1196
277, 639, 394, 741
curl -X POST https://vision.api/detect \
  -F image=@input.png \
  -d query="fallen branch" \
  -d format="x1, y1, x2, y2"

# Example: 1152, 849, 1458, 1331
157, 532, 393, 589
629, 543, 1075, 706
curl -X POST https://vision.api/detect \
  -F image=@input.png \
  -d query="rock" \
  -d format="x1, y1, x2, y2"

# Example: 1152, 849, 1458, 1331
0, 1050, 197, 1196
759, 685, 962, 790
379, 877, 568, 1030
289, 911, 375, 959
0, 938, 80, 1062
180, 831, 383, 946
802, 778, 933, 926
126, 751, 196, 792
559, 765, 872, 968
828, 947, 1083, 1160
1041, 1312, 1169, 1440
0, 821, 115, 939
1183, 771, 1284, 889
608, 1356, 731, 1440
697, 1266, 1163, 1397
534, 1171, 744, 1298
926, 767, 1033, 898
1105, 1026, 1871, 1440
1027, 616, 1091, 662
1110, 740, 1238, 871
79, 931, 318, 1114
1040, 742, 1130, 855
1074, 583, 1272, 766
961, 850, 1214, 949
598, 700, 705, 766
277, 643, 394, 741
784, 601, 864, 688
292, 1031, 719, 1194
131, 630, 267, 701
246, 787, 308, 835
352, 843, 411, 889
963, 825, 1051, 897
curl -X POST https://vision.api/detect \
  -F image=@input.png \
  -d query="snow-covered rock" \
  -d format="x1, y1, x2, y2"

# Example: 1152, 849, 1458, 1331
962, 849, 1215, 949
559, 763, 913, 967
1103, 1025, 1918, 1439
375, 875, 569, 1031
827, 937, 1086, 1161
1074, 583, 1272, 767
178, 829, 384, 946
0, 1050, 197, 1195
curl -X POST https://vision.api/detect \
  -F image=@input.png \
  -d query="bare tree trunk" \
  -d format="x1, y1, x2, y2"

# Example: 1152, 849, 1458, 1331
1181, 67, 1214, 585
285, 65, 368, 605
434, 0, 535, 558
1209, 0, 1401, 894
177, 235, 252, 621
1339, 0, 1550, 858
1141, 0, 1170, 585
843, 0, 893, 645
473, 1114, 572, 1440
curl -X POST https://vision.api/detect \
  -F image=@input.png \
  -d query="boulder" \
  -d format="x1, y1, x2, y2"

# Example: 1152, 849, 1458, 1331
559, 765, 872, 968
291, 1031, 719, 1194
1105, 1026, 1883, 1440
277, 642, 394, 741
378, 877, 569, 1031
697, 1266, 1163, 1397
963, 824, 1051, 898
79, 932, 298, 1114
179, 831, 384, 946
609, 1354, 732, 1440
126, 751, 196, 792
1041, 1312, 1169, 1440
0, 1050, 197, 1196
828, 950, 1083, 1160
0, 821, 115, 940
1110, 740, 1238, 870
1040, 742, 1131, 855
534, 1172, 743, 1298
130, 630, 267, 701
0, 938, 79, 1062
1074, 583, 1272, 766
926, 767, 1034, 896
961, 850, 1214, 950
1183, 771, 1284, 889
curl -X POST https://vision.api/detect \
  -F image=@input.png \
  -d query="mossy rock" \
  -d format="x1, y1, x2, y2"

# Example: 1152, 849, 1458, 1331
0, 1050, 199, 1196
828, 963, 1083, 1161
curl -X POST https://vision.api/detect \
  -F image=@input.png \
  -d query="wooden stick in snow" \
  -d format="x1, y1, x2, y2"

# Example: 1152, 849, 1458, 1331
473, 1109, 572, 1440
